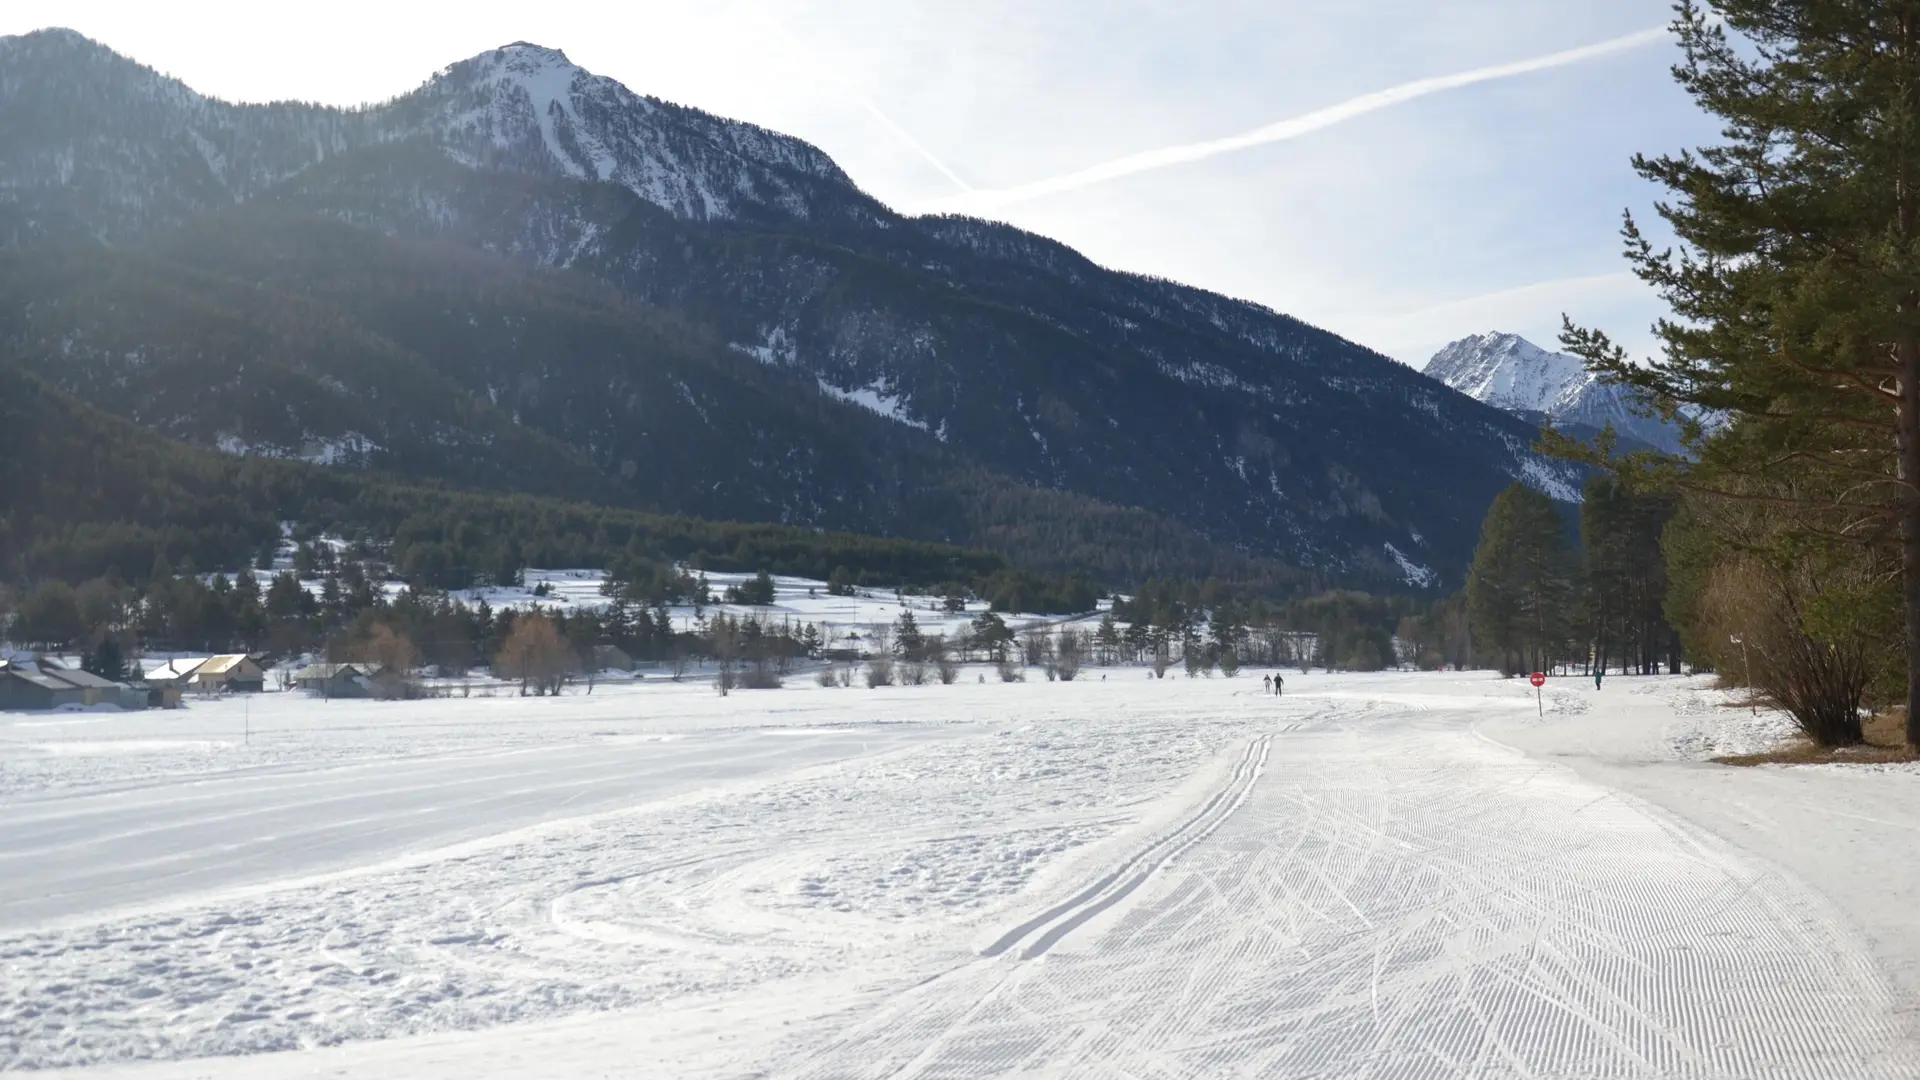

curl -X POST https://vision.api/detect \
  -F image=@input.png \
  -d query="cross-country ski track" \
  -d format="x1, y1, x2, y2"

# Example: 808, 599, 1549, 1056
4, 673, 1916, 1078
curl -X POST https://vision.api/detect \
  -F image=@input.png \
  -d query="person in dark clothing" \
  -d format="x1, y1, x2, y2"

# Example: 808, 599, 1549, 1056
1273, 673, 1284, 697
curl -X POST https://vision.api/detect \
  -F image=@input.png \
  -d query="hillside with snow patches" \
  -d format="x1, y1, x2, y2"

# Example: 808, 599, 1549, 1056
0, 29, 1583, 589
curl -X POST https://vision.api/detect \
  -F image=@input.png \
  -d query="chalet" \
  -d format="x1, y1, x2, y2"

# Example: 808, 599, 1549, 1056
194, 654, 267, 693
142, 658, 208, 689
292, 662, 385, 699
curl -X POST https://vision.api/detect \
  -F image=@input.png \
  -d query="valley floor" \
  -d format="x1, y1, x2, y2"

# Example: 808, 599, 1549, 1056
3, 672, 1918, 1078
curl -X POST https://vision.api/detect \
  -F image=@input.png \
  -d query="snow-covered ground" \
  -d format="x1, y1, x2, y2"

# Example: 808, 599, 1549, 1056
5, 672, 1918, 1077
456, 569, 1106, 638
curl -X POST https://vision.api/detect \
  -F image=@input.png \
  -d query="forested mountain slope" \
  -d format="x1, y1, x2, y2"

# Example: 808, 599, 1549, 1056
0, 28, 1582, 589
0, 366, 1062, 600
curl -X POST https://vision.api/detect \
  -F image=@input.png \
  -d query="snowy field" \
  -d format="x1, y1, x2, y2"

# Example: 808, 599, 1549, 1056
4, 672, 1920, 1077
454, 569, 1107, 637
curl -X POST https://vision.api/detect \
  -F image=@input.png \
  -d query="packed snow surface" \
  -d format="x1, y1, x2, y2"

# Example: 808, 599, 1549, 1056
5, 673, 1918, 1077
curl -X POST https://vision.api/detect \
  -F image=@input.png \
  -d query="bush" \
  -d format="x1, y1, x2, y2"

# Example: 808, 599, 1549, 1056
1055, 629, 1085, 682
901, 659, 929, 686
937, 656, 960, 684
865, 656, 895, 688
1342, 640, 1383, 673
740, 660, 782, 690
816, 664, 838, 687
741, 670, 782, 690
996, 658, 1024, 683
1699, 555, 1878, 746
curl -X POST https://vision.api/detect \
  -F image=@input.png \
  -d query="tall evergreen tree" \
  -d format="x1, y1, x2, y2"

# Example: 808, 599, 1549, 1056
1581, 476, 1681, 675
1562, 1, 1920, 743
1466, 484, 1577, 675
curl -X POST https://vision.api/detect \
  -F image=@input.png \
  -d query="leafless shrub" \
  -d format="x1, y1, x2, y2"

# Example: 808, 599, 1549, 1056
740, 659, 783, 690
1699, 555, 1877, 747
1055, 629, 1085, 682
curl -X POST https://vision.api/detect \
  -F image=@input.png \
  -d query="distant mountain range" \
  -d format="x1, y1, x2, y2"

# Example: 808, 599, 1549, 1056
0, 28, 1586, 591
1423, 333, 1684, 456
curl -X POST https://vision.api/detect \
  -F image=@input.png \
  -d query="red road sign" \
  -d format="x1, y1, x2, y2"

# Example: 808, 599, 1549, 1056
1529, 672, 1546, 688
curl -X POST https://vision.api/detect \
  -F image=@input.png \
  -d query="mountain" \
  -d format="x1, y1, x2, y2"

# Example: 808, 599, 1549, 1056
0, 28, 1585, 591
1423, 333, 1684, 455
0, 363, 1040, 602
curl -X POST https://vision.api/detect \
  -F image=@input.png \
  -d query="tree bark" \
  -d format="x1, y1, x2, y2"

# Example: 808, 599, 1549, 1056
1904, 333, 1920, 748
1901, 9, 1920, 750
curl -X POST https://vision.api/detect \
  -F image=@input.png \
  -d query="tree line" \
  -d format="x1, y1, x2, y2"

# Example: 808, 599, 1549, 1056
1464, 1, 1920, 749
1458, 477, 1680, 680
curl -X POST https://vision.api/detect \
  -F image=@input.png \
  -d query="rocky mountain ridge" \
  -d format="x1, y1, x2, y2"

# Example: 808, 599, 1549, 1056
0, 28, 1586, 590
1424, 332, 1684, 455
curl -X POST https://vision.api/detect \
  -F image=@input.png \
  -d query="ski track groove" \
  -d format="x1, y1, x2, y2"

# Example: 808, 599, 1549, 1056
5, 688, 1916, 1078
778, 698, 1919, 1079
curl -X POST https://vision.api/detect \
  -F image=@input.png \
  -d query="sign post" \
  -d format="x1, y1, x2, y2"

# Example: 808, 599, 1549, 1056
1530, 671, 1545, 717
1730, 634, 1754, 716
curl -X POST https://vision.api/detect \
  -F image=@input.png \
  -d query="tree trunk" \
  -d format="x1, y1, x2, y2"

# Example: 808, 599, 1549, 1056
1901, 10, 1920, 751
1903, 333, 1920, 748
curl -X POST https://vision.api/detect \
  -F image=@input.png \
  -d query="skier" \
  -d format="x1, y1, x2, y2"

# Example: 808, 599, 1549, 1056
1262, 674, 1272, 695
1273, 672, 1284, 697
1594, 669, 1603, 691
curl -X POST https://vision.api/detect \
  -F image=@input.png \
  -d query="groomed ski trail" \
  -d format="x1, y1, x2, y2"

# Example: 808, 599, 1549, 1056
781, 704, 1918, 1079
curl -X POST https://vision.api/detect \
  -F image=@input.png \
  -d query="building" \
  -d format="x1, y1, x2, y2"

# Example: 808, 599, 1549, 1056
0, 661, 83, 710
590, 644, 634, 672
35, 661, 145, 709
143, 658, 209, 689
292, 662, 384, 699
0, 659, 143, 711
193, 655, 267, 693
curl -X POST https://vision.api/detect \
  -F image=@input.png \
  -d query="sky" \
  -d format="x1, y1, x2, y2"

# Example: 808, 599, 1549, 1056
0, 0, 1711, 368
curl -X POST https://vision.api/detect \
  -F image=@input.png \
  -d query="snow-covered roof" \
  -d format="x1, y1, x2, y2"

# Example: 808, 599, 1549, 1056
143, 658, 209, 681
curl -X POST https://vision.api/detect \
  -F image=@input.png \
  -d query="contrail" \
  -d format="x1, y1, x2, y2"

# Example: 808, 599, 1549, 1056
758, 10, 975, 193
849, 93, 975, 193
926, 25, 1670, 214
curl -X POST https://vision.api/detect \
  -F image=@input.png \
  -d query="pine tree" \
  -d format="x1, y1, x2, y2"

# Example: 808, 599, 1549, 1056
894, 609, 924, 660
970, 609, 1013, 662
604, 597, 633, 650
1467, 484, 1577, 675
83, 636, 126, 682
1094, 612, 1121, 665
1562, 2, 1920, 742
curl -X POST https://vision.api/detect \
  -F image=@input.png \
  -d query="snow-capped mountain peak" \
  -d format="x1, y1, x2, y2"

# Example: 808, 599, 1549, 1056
394, 40, 868, 224
1423, 332, 1589, 418
1424, 332, 1684, 455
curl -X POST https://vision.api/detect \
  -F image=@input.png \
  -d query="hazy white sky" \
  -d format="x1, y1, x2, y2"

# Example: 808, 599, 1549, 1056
0, 0, 1708, 367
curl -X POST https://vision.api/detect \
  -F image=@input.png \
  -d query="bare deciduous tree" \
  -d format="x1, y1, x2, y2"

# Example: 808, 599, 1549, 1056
495, 615, 576, 696
1055, 629, 1086, 682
